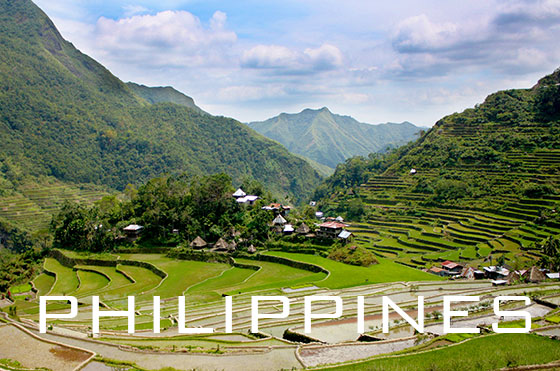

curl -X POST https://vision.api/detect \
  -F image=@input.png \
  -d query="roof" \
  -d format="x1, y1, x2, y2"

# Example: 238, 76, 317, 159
319, 221, 347, 229
189, 236, 207, 248
410, 168, 417, 174
315, 211, 324, 218
272, 214, 287, 225
296, 223, 311, 234
528, 266, 546, 282
441, 261, 462, 269
283, 224, 294, 233
429, 267, 445, 273
247, 245, 257, 253
335, 216, 344, 222
338, 230, 352, 239
123, 224, 143, 231
236, 195, 259, 203
483, 266, 509, 276
214, 238, 229, 250
232, 188, 246, 197
546, 272, 559, 279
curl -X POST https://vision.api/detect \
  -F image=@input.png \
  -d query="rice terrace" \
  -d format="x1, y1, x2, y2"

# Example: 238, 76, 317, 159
2, 0, 560, 370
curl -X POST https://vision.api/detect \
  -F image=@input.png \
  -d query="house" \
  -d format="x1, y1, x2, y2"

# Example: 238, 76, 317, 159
528, 266, 546, 283
262, 203, 291, 215
228, 240, 237, 252
317, 221, 347, 239
236, 195, 259, 205
214, 238, 229, 251
338, 230, 352, 242
272, 214, 287, 226
247, 245, 257, 254
190, 236, 207, 249
506, 271, 521, 285
546, 272, 559, 280
460, 266, 476, 280
296, 223, 311, 235
335, 216, 344, 222
315, 211, 324, 219
283, 224, 294, 234
428, 266, 448, 276
441, 260, 463, 274
309, 201, 317, 207
262, 203, 282, 212
123, 224, 143, 241
483, 266, 510, 279
410, 168, 417, 175
232, 188, 246, 198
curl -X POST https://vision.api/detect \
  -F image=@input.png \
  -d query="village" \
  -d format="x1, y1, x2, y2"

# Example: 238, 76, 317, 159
116, 187, 560, 287
120, 187, 354, 255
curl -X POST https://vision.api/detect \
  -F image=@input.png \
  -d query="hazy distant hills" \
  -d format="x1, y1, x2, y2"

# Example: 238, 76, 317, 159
0, 0, 322, 214
249, 107, 421, 172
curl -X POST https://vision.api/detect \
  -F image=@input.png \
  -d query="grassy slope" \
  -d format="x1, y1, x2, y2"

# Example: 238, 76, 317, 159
265, 252, 442, 288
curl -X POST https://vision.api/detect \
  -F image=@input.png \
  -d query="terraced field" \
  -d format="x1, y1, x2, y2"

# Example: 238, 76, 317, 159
0, 178, 109, 231
346, 145, 560, 271
6, 248, 560, 370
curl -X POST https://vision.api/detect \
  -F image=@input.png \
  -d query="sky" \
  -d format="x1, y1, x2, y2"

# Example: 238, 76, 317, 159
34, 0, 560, 127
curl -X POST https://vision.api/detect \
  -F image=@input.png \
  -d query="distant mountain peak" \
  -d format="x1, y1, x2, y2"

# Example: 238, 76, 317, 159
248, 109, 421, 169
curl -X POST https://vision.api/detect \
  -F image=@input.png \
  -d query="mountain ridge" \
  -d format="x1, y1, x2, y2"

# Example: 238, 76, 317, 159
248, 107, 421, 169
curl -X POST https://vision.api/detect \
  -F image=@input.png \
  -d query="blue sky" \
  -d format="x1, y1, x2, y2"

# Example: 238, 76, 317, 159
34, 0, 560, 127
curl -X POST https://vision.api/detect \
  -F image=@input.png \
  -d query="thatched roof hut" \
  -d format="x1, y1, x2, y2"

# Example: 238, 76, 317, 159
247, 245, 256, 254
528, 266, 546, 283
214, 238, 229, 251
272, 214, 287, 226
507, 271, 521, 285
296, 223, 311, 235
228, 240, 237, 252
190, 236, 207, 249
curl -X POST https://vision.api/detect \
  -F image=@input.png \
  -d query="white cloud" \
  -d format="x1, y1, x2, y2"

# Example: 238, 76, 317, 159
304, 44, 343, 70
392, 14, 460, 52
94, 10, 237, 67
241, 43, 343, 73
241, 45, 299, 69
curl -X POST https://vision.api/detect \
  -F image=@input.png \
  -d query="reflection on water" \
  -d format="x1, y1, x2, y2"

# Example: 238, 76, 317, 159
370, 324, 415, 340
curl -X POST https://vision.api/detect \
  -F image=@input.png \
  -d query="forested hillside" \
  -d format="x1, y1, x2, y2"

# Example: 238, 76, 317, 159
315, 69, 560, 272
0, 0, 321, 233
249, 107, 420, 170
126, 82, 207, 115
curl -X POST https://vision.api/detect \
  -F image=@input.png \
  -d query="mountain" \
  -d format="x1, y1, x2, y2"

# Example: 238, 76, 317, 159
314, 69, 560, 271
248, 107, 421, 170
126, 82, 207, 115
0, 0, 322, 232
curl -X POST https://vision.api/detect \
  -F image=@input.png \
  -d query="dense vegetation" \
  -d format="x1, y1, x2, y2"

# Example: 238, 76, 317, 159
249, 107, 420, 172
313, 68, 560, 272
126, 82, 207, 115
0, 0, 321, 226
50, 173, 274, 252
